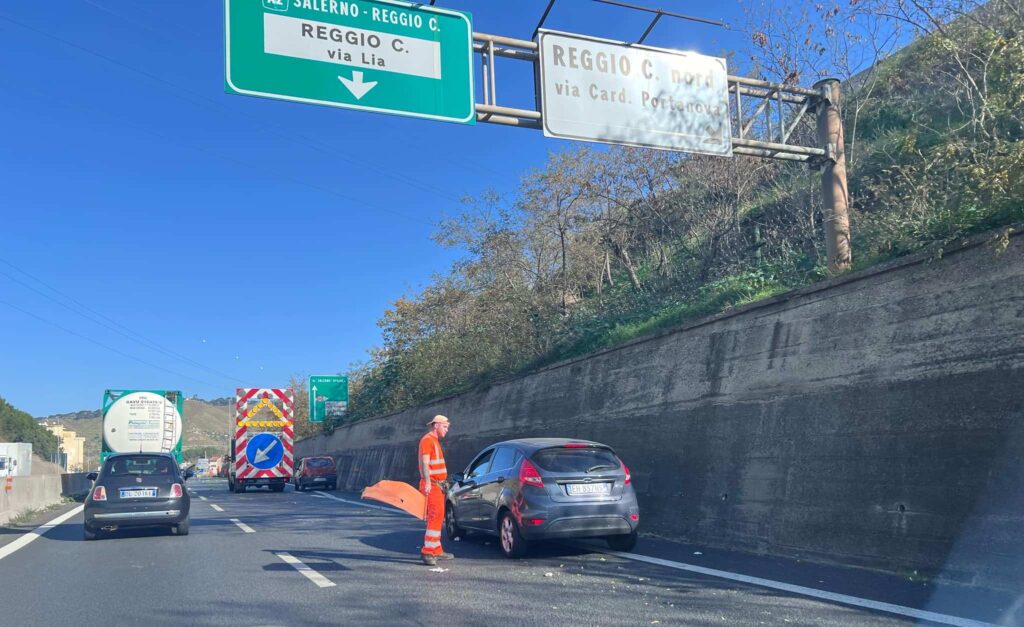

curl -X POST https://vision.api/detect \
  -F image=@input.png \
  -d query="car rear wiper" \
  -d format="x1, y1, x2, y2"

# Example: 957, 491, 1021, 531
587, 464, 618, 473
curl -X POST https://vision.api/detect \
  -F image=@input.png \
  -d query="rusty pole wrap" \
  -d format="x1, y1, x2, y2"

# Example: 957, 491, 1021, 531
815, 78, 853, 272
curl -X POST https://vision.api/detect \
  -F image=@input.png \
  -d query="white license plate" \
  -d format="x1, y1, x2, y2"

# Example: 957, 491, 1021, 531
567, 482, 611, 496
314, 477, 326, 482
119, 488, 158, 499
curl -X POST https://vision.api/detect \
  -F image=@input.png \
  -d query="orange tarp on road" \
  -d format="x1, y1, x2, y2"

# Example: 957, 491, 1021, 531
361, 480, 426, 520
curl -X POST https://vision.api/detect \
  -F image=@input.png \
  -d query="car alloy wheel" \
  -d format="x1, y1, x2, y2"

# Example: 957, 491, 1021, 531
499, 512, 527, 558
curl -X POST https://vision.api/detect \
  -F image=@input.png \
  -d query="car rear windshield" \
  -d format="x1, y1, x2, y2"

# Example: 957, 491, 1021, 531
105, 456, 177, 477
306, 458, 335, 468
531, 446, 620, 473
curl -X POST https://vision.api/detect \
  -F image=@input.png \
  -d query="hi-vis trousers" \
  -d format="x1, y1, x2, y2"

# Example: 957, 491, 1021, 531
420, 479, 445, 556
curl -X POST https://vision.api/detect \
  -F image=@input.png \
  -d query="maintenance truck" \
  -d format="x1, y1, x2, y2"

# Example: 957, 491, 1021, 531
227, 388, 294, 493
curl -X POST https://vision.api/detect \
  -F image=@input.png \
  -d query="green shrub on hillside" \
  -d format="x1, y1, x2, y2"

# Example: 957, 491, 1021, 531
0, 396, 58, 458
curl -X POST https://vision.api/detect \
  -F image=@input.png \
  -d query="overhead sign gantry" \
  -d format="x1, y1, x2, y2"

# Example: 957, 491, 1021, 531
223, 0, 851, 271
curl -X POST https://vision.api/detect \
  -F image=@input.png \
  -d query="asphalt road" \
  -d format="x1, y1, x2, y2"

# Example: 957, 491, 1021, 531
0, 478, 1017, 626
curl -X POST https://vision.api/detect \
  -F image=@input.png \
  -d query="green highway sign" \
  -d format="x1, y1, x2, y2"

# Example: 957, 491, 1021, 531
225, 0, 475, 124
309, 375, 349, 423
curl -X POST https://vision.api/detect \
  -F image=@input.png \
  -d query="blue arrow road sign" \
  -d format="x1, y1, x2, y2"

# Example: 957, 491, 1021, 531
246, 433, 284, 470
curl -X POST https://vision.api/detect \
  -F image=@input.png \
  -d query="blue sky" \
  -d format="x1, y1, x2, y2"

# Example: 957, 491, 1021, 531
0, 0, 750, 417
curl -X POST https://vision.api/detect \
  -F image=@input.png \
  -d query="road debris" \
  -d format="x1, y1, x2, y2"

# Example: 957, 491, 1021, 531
544, 572, 555, 577
693, 551, 703, 555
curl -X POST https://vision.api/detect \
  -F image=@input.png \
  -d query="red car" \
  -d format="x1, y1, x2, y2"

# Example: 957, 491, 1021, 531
292, 456, 338, 491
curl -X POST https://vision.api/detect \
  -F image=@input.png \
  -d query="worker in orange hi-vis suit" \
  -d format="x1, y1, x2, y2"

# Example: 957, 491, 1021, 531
419, 415, 454, 566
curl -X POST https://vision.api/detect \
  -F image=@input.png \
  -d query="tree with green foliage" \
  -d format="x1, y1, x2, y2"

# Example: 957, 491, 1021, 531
326, 0, 1023, 426
0, 396, 58, 458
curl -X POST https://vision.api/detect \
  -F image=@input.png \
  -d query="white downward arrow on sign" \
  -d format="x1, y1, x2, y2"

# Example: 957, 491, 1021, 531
338, 71, 378, 100
254, 439, 279, 464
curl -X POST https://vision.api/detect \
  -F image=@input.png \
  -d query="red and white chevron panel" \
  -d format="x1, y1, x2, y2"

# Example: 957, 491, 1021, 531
234, 388, 294, 480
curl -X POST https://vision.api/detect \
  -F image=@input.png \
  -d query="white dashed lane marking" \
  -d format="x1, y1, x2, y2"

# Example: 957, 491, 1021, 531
230, 518, 255, 533
275, 551, 335, 588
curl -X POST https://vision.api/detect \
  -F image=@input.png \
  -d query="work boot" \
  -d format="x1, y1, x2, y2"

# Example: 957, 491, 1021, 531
422, 554, 437, 566
437, 552, 455, 560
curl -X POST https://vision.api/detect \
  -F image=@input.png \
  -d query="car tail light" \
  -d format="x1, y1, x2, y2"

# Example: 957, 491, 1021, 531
526, 518, 546, 526
171, 483, 183, 498
630, 514, 640, 521
519, 459, 544, 488
563, 443, 588, 448
620, 459, 631, 484
92, 486, 107, 501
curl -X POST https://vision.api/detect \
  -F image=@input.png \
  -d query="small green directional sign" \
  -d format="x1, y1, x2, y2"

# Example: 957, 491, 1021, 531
309, 375, 349, 423
225, 0, 475, 124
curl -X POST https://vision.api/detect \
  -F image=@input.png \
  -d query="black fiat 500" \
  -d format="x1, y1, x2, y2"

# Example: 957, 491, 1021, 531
445, 438, 640, 557
83, 452, 193, 540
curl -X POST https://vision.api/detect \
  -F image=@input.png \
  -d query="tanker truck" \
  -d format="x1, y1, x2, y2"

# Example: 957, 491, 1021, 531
101, 390, 184, 464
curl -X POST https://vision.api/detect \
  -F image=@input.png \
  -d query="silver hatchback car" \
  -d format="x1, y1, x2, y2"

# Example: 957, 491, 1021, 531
445, 438, 640, 557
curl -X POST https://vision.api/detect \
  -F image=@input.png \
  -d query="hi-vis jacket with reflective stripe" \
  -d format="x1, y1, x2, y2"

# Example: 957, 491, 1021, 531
418, 432, 447, 481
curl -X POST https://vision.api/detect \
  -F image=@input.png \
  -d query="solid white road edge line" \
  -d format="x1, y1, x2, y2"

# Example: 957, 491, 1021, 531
276, 551, 335, 588
0, 505, 84, 562
593, 547, 996, 627
308, 490, 405, 514
210, 504, 224, 512
229, 518, 255, 533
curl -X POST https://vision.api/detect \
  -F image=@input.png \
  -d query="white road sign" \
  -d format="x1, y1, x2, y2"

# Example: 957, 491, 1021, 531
538, 30, 732, 156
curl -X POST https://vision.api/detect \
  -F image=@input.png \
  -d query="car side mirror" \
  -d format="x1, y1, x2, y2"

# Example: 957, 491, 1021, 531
450, 472, 464, 485
86, 472, 98, 481
184, 470, 195, 480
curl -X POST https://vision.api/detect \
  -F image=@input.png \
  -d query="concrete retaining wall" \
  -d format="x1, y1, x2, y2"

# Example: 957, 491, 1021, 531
297, 228, 1024, 590
0, 475, 64, 525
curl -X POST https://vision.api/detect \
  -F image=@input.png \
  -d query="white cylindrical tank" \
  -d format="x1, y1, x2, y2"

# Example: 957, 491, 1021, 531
103, 391, 183, 454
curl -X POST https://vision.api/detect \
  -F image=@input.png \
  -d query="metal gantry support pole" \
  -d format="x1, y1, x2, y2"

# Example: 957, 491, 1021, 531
814, 78, 852, 272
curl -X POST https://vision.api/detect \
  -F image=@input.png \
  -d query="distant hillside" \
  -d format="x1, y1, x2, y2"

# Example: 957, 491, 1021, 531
37, 398, 233, 468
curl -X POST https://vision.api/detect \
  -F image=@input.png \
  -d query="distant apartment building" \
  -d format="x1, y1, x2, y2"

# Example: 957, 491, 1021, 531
43, 423, 86, 472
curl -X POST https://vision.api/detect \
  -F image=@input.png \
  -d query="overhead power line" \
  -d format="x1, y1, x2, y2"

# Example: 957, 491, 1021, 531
0, 260, 245, 385
0, 300, 222, 389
